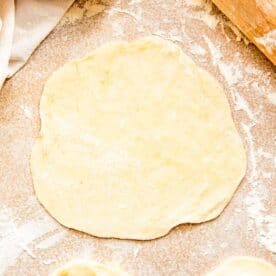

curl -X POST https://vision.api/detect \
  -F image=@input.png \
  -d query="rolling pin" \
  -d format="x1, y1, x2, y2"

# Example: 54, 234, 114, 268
212, 0, 276, 65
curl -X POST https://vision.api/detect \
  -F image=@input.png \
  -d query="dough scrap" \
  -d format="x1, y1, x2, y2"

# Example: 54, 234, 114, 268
206, 256, 276, 276
31, 37, 246, 240
51, 261, 128, 276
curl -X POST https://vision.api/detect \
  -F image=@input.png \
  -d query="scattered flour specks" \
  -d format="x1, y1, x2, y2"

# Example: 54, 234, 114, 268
183, 0, 206, 6
267, 92, 276, 105
241, 119, 276, 253
42, 259, 56, 265
111, 21, 124, 37
218, 62, 242, 86
108, 7, 142, 22
190, 44, 207, 56
233, 93, 257, 122
245, 65, 263, 76
129, 0, 142, 5
183, 0, 219, 29
245, 186, 276, 253
204, 34, 244, 86
152, 31, 183, 43
201, 29, 276, 252
203, 35, 222, 65
36, 230, 67, 250
0, 208, 59, 274
20, 105, 33, 119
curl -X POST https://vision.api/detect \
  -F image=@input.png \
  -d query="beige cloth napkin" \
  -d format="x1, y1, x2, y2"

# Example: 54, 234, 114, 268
0, 0, 74, 89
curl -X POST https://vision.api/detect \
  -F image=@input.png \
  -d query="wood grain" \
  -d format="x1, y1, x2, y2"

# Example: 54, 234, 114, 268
212, 0, 276, 64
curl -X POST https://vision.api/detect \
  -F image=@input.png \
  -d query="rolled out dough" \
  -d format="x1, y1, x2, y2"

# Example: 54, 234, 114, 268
206, 256, 276, 276
51, 261, 128, 276
31, 37, 246, 240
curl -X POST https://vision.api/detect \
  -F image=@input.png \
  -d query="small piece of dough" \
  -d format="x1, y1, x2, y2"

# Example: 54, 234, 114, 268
206, 256, 276, 276
51, 261, 128, 276
31, 37, 246, 240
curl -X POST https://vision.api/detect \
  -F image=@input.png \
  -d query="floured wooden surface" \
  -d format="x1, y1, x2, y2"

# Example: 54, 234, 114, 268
0, 0, 275, 275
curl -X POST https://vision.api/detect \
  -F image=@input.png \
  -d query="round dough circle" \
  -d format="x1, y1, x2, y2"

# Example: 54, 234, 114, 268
31, 37, 246, 240
52, 261, 127, 276
206, 256, 276, 276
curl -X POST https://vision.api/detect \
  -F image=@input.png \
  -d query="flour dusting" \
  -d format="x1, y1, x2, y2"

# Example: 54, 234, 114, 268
267, 92, 276, 106
20, 105, 33, 119
36, 230, 67, 250
242, 120, 275, 253
233, 93, 257, 122
202, 16, 274, 253
129, 0, 142, 5
1, 0, 275, 274
183, 0, 219, 29
203, 35, 222, 65
231, 72, 274, 253
190, 44, 207, 56
218, 62, 243, 86
0, 208, 60, 274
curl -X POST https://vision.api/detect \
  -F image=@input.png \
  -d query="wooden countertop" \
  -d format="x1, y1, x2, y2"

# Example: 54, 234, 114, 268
0, 0, 275, 275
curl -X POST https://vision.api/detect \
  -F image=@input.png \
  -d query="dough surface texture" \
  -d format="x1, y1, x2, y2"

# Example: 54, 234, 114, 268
52, 261, 128, 276
206, 256, 276, 276
31, 37, 246, 240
